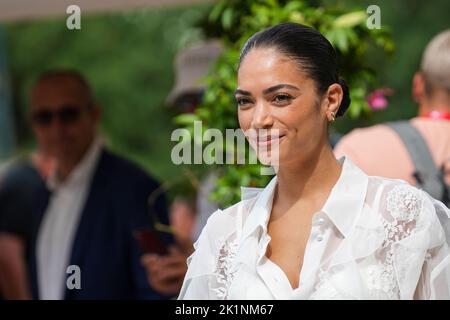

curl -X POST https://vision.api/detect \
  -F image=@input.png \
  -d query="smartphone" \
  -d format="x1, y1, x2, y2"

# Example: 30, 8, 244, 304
133, 228, 169, 255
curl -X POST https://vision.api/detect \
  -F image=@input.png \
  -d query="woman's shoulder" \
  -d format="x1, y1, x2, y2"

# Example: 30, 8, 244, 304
364, 175, 449, 242
202, 195, 259, 233
367, 176, 429, 215
190, 196, 260, 265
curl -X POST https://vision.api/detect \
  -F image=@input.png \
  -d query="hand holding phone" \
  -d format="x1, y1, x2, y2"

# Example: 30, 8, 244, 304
133, 228, 168, 255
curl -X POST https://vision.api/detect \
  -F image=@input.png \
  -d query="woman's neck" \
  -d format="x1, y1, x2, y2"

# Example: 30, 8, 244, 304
274, 145, 342, 214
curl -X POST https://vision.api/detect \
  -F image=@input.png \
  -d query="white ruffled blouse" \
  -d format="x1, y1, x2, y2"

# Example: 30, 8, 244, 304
179, 158, 450, 300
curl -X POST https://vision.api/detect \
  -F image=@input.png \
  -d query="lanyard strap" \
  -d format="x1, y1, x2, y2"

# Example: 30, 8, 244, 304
422, 110, 450, 121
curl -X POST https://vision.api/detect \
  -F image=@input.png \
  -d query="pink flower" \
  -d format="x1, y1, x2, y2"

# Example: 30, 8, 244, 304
366, 88, 394, 111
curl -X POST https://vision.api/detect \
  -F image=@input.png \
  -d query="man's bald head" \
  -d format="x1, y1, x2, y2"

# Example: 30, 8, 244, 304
31, 70, 95, 108
30, 70, 100, 173
420, 29, 450, 96
413, 30, 450, 114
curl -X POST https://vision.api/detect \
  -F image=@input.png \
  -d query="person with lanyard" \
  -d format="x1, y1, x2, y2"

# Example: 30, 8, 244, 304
335, 29, 450, 209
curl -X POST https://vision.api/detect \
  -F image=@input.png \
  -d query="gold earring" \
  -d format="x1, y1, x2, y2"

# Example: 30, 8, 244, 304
329, 111, 336, 122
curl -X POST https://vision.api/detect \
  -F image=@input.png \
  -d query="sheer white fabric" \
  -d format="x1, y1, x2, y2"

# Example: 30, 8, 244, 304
179, 158, 450, 300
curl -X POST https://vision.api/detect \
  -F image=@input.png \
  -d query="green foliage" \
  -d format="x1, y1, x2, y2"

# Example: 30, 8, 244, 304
177, 0, 394, 206
7, 1, 447, 205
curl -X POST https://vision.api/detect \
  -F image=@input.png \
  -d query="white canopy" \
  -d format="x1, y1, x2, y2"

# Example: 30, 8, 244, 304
0, 0, 211, 23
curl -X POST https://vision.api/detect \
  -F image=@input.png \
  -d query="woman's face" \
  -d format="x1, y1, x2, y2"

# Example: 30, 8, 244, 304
236, 47, 330, 167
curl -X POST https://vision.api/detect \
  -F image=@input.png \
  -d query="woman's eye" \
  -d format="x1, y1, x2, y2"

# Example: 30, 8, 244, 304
237, 98, 252, 107
273, 94, 292, 103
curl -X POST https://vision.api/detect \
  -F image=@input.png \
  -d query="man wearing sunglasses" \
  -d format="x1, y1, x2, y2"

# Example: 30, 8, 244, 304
27, 70, 171, 300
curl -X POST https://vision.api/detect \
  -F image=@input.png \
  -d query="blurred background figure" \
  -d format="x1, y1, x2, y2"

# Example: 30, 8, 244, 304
140, 196, 196, 296
0, 151, 55, 299
169, 197, 196, 250
168, 40, 222, 243
27, 70, 172, 300
335, 29, 450, 243
141, 40, 221, 298
335, 29, 450, 206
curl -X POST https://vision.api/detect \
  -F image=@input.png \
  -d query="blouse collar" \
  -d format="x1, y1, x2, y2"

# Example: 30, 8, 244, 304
240, 157, 369, 241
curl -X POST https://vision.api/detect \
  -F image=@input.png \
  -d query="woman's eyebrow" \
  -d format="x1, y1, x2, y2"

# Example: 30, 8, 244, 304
235, 84, 300, 96
234, 89, 252, 96
263, 84, 300, 94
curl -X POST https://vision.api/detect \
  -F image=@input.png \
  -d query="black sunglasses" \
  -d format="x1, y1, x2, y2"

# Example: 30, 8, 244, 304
31, 105, 87, 126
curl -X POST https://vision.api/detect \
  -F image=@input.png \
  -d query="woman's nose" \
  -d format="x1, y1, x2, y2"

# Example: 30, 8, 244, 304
251, 102, 274, 129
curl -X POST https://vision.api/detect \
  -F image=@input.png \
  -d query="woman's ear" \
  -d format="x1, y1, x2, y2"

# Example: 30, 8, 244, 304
323, 83, 343, 121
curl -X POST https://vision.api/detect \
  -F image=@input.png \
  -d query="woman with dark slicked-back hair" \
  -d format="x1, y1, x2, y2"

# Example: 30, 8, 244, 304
179, 23, 450, 300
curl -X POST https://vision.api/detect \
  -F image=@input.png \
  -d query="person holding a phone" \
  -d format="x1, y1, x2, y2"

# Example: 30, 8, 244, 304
141, 41, 222, 297
139, 197, 196, 297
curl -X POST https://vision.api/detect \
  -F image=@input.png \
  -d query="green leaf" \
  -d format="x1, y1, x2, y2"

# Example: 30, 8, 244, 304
326, 29, 349, 52
222, 8, 234, 30
336, 30, 349, 52
348, 103, 362, 119
196, 108, 211, 120
173, 113, 199, 125
333, 11, 366, 28
284, 1, 304, 13
289, 12, 306, 24
209, 1, 225, 23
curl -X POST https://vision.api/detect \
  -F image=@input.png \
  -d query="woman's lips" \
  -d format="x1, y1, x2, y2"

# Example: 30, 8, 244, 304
252, 135, 285, 148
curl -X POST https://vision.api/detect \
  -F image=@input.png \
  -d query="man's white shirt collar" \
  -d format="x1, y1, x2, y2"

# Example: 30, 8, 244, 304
46, 136, 103, 191
37, 135, 103, 300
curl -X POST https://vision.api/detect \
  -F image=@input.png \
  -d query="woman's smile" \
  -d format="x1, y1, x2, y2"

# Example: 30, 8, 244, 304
255, 133, 286, 148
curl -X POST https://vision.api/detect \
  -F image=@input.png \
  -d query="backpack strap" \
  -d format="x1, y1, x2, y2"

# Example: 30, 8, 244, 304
385, 121, 444, 200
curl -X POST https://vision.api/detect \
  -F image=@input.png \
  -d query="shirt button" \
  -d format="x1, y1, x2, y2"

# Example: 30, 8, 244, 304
316, 235, 323, 242
316, 217, 325, 226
